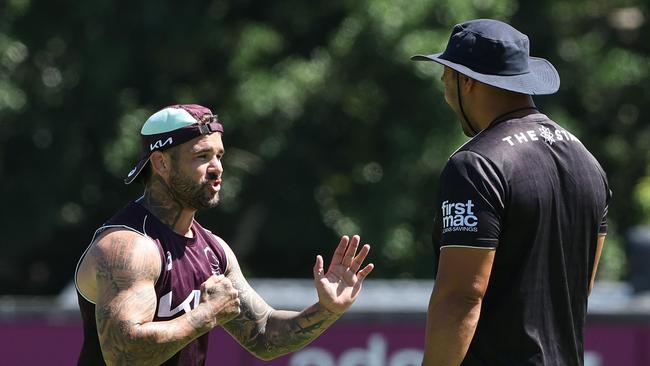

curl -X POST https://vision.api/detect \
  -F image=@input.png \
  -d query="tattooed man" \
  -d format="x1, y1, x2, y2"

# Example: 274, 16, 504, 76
75, 104, 374, 365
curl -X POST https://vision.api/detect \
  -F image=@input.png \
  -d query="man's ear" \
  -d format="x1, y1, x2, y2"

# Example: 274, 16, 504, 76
461, 74, 476, 93
149, 151, 170, 178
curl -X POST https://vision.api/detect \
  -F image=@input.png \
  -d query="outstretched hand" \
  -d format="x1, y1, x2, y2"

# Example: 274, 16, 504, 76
313, 235, 374, 314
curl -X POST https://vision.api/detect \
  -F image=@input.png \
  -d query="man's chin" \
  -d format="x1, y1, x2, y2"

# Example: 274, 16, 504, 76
202, 187, 220, 207
188, 194, 220, 211
203, 194, 220, 209
208, 197, 220, 208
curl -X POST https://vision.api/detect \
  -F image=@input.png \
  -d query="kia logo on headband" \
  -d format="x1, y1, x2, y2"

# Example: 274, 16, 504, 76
150, 137, 173, 151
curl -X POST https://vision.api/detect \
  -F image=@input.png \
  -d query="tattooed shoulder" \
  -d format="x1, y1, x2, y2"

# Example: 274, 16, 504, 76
92, 230, 161, 292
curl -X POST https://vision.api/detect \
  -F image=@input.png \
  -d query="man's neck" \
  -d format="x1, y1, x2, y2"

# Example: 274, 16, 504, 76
139, 176, 196, 237
487, 104, 537, 125
476, 95, 536, 130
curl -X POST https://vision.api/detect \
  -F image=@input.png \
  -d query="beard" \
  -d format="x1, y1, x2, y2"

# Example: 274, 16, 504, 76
168, 169, 220, 210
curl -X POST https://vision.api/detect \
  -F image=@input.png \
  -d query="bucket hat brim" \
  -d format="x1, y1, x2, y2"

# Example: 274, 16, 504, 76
412, 52, 560, 95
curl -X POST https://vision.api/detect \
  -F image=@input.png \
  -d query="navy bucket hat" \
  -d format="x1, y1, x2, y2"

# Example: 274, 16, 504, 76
411, 19, 560, 95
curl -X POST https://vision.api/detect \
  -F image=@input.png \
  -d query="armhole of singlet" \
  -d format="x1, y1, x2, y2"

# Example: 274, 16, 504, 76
212, 234, 230, 274
74, 222, 160, 304
224, 245, 229, 274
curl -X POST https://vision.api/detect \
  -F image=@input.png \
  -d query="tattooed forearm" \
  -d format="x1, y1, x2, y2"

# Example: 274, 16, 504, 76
225, 301, 340, 360
99, 319, 206, 365
98, 308, 209, 365
223, 274, 340, 360
96, 277, 213, 365
262, 303, 341, 358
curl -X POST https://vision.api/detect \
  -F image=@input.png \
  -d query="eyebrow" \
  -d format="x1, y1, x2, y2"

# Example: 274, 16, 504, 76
190, 146, 224, 155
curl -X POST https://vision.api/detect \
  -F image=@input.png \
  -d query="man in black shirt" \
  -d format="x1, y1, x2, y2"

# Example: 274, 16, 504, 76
411, 19, 611, 365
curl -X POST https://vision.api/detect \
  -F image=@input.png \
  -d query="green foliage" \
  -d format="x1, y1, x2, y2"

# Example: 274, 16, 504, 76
0, 0, 647, 294
635, 154, 650, 223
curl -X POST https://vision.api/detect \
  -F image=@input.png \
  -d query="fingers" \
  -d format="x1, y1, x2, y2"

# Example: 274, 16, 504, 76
342, 235, 360, 267
200, 275, 234, 297
350, 263, 374, 298
328, 235, 349, 272
328, 235, 372, 274
313, 255, 324, 279
350, 244, 371, 273
356, 263, 374, 282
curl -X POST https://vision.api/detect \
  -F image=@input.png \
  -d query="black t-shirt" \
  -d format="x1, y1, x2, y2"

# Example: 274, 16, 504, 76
432, 113, 611, 366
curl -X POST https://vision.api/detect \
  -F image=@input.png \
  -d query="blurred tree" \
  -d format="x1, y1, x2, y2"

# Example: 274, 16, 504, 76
0, 0, 646, 294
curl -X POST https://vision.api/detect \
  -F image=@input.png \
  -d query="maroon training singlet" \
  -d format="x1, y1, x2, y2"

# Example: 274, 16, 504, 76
75, 201, 228, 365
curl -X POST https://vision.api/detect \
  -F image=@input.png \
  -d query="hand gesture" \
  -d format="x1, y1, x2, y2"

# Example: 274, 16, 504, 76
313, 235, 374, 314
199, 275, 241, 326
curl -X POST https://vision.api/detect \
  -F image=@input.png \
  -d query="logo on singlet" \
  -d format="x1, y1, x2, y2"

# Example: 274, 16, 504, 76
441, 200, 478, 233
204, 247, 222, 275
157, 290, 201, 318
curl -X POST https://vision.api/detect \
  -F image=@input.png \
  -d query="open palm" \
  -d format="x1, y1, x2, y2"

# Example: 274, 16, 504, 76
313, 235, 374, 314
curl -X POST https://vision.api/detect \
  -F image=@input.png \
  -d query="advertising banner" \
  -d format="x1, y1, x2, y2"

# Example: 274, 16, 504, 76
2, 319, 648, 365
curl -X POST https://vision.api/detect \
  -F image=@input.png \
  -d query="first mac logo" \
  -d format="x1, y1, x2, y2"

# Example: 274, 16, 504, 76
441, 200, 478, 233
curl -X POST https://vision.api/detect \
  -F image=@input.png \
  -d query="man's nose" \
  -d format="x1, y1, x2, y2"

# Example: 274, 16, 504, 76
208, 156, 223, 174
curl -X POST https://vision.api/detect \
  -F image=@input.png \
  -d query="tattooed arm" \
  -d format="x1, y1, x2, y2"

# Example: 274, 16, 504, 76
220, 235, 374, 360
91, 229, 239, 365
